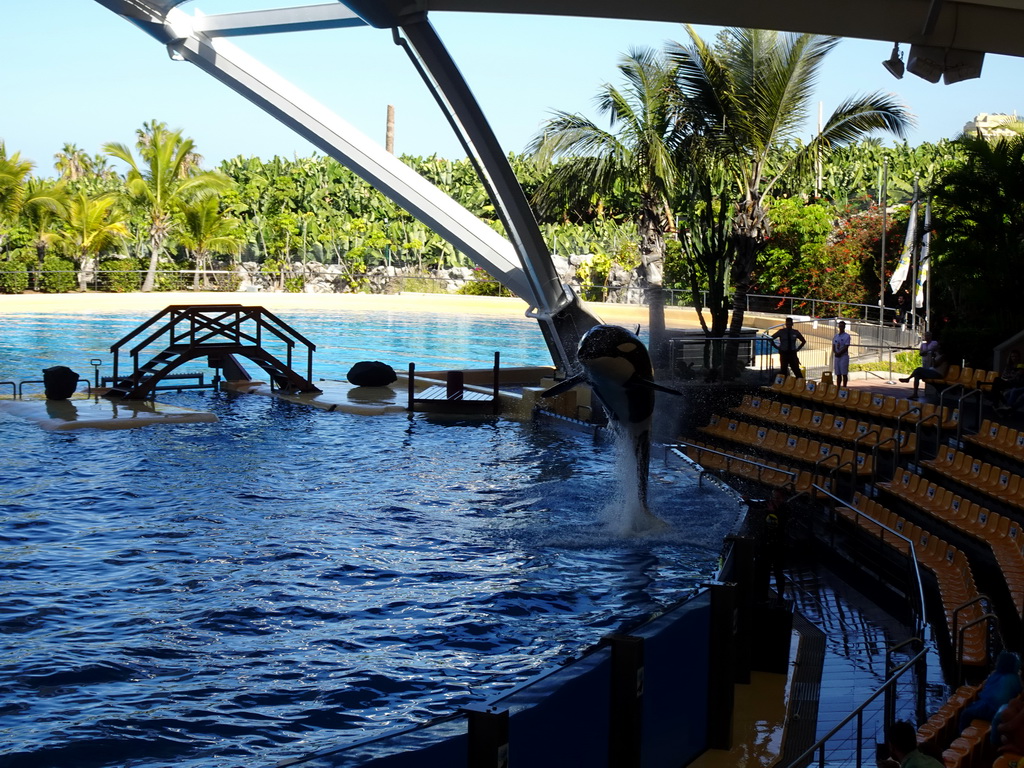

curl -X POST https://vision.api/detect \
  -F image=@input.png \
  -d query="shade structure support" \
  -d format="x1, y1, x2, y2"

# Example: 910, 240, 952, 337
91, 0, 601, 375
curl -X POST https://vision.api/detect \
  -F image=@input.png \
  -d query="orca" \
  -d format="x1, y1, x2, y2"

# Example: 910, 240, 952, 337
542, 325, 681, 525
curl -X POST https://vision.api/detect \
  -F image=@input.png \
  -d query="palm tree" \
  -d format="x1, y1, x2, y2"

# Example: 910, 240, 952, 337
179, 196, 244, 290
104, 124, 231, 291
0, 143, 35, 255
60, 191, 129, 290
54, 143, 92, 182
669, 27, 914, 342
528, 47, 685, 366
21, 178, 69, 286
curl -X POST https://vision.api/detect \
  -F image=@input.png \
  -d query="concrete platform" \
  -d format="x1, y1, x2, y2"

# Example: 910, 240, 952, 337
0, 394, 218, 431
222, 367, 556, 419
223, 378, 410, 416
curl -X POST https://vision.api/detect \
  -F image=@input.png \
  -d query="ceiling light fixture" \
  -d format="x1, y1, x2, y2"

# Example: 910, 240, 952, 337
882, 43, 905, 79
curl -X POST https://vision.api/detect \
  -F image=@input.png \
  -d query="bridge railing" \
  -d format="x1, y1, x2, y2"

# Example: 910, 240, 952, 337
109, 304, 317, 386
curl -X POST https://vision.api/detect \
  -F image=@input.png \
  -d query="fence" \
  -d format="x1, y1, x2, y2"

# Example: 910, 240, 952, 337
10, 269, 909, 325
668, 318, 920, 383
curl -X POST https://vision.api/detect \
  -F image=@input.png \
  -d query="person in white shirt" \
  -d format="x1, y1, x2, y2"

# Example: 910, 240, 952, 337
832, 321, 851, 387
919, 331, 940, 368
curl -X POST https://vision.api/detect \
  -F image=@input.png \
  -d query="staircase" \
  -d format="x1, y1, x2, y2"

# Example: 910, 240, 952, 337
105, 305, 321, 400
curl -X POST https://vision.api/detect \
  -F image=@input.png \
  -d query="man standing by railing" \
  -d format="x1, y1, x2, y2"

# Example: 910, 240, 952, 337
771, 317, 806, 377
832, 321, 852, 387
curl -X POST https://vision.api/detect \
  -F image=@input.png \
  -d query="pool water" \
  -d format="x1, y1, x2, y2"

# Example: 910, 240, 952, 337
0, 309, 556, 385
0, 311, 736, 768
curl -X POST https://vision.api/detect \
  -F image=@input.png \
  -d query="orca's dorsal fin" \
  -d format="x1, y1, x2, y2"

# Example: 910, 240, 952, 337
634, 378, 684, 396
541, 373, 588, 398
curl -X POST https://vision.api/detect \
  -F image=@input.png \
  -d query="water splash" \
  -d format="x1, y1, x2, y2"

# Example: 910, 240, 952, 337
597, 427, 669, 537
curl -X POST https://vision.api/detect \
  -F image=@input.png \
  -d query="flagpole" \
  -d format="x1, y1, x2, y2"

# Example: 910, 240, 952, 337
910, 178, 920, 334
922, 197, 932, 332
879, 158, 888, 325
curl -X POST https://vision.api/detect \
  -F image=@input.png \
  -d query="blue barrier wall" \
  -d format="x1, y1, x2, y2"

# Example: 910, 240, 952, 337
288, 588, 716, 767
635, 594, 712, 768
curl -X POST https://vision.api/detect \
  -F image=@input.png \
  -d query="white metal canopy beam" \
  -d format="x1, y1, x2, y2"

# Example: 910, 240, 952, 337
190, 5, 367, 37
92, 0, 601, 374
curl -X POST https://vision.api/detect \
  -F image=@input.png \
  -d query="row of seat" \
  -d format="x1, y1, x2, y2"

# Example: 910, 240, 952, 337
733, 394, 917, 454
764, 374, 960, 428
966, 419, 1024, 464
679, 440, 840, 498
839, 493, 987, 666
700, 414, 875, 476
939, 717, 993, 768
878, 467, 1024, 617
922, 446, 1024, 514
916, 683, 984, 764
924, 364, 1000, 393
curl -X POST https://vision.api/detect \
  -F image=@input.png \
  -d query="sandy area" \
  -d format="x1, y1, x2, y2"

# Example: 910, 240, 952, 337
0, 291, 704, 327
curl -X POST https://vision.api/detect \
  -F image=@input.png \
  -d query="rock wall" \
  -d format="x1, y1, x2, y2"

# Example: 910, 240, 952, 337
232, 254, 644, 303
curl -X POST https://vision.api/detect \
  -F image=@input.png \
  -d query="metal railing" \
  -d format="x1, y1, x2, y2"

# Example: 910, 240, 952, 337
663, 290, 917, 328
784, 641, 930, 768
10, 269, 919, 329
666, 443, 800, 490
781, 487, 933, 768
14, 378, 92, 397
824, 492, 929, 635
662, 449, 940, 768
109, 304, 317, 388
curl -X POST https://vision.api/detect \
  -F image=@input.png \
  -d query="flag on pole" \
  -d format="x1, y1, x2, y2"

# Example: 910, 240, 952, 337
889, 198, 918, 293
915, 200, 931, 309
915, 257, 930, 308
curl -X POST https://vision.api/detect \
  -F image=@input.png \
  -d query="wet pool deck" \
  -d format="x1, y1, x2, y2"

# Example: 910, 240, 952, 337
0, 394, 219, 430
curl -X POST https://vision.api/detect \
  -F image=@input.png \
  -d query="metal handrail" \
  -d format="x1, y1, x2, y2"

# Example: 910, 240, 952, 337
0, 381, 15, 396
825, 491, 929, 638
953, 601, 998, 684
872, 434, 901, 480
14, 378, 91, 396
955, 389, 984, 445
853, 427, 881, 457
785, 642, 930, 768
669, 445, 927, 628
666, 443, 799, 490
797, 488, 931, 765
895, 405, 922, 438
913, 412, 944, 465
885, 637, 927, 727
110, 305, 317, 386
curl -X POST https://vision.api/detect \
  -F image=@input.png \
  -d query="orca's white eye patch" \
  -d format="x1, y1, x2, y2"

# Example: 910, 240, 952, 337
616, 343, 637, 353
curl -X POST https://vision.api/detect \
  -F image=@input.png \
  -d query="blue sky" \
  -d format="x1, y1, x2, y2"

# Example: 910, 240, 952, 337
3, 1, 1024, 173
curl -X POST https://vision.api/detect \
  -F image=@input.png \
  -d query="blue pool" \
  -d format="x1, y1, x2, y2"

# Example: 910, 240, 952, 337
0, 309, 737, 768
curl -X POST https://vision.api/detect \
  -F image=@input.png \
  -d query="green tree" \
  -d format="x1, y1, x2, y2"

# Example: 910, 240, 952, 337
754, 197, 834, 299
59, 190, 129, 290
179, 196, 244, 290
104, 123, 231, 291
669, 27, 914, 348
930, 134, 1024, 363
54, 143, 119, 195
528, 47, 685, 364
21, 178, 69, 288
0, 143, 34, 254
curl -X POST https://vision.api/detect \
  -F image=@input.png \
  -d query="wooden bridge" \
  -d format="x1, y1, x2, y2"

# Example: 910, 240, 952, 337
105, 305, 321, 400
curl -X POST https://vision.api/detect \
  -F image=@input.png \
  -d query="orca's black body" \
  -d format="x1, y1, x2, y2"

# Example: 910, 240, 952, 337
543, 325, 679, 512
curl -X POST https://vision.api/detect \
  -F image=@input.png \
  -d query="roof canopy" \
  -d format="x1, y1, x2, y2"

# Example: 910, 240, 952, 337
97, 0, 1024, 59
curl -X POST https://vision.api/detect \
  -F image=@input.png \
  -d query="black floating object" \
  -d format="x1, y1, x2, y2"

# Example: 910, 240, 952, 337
347, 361, 397, 387
42, 365, 79, 400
